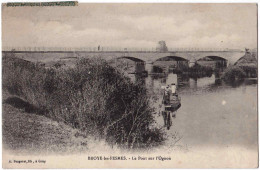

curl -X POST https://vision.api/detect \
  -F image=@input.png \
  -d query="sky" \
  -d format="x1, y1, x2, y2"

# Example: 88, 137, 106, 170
2, 3, 258, 50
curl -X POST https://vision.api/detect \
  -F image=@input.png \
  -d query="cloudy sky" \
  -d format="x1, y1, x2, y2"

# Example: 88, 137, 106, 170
2, 3, 257, 49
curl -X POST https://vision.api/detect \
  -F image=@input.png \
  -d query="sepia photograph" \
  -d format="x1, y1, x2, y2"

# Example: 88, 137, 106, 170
1, 2, 258, 168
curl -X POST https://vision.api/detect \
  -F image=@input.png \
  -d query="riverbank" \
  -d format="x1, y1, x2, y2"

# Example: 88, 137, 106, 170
3, 77, 258, 168
2, 91, 90, 155
2, 54, 165, 150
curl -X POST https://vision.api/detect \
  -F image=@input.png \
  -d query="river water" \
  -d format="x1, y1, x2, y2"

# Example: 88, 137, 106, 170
130, 73, 258, 153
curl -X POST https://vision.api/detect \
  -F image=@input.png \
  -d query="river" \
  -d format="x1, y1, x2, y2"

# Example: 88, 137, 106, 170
130, 73, 258, 154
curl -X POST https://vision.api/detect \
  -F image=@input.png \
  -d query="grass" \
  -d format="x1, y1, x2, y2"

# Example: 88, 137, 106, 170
2, 54, 165, 149
2, 92, 89, 155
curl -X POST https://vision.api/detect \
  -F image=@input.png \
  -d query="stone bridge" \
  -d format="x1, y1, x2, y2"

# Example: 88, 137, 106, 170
3, 50, 246, 73
72, 50, 245, 65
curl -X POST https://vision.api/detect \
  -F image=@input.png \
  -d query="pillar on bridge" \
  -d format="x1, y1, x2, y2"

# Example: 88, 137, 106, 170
189, 58, 196, 67
135, 62, 146, 73
145, 63, 153, 73
227, 60, 230, 67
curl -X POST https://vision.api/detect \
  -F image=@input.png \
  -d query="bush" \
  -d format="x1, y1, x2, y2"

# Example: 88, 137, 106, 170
188, 63, 213, 73
239, 65, 257, 78
221, 65, 246, 82
152, 65, 164, 73
172, 63, 213, 78
2, 55, 165, 149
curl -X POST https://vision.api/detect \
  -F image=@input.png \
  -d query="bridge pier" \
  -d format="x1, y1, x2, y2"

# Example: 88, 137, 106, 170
145, 63, 153, 73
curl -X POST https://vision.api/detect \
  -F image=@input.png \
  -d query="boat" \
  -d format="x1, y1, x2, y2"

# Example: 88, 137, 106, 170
164, 94, 181, 112
161, 93, 181, 130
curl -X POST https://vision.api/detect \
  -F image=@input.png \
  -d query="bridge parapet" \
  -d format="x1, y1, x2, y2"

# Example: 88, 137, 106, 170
2, 49, 245, 66
2, 46, 243, 52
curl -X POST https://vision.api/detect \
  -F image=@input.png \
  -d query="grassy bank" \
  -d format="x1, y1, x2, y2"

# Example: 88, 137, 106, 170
3, 55, 165, 149
2, 91, 89, 155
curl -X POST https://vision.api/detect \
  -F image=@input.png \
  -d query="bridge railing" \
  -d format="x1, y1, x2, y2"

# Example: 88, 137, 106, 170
2, 46, 244, 52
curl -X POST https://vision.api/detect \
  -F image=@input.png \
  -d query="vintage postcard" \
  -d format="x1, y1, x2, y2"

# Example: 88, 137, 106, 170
2, 2, 258, 168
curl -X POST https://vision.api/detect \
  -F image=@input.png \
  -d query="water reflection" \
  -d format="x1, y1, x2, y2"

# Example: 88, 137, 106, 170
130, 72, 257, 95
130, 70, 257, 150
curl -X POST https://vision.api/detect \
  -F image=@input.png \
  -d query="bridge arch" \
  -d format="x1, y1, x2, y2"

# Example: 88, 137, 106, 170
197, 56, 228, 69
117, 56, 145, 63
197, 55, 227, 61
155, 56, 188, 62
153, 56, 189, 71
111, 56, 146, 74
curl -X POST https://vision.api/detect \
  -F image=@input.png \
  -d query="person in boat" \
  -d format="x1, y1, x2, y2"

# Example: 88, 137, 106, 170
162, 83, 181, 118
160, 85, 173, 128
163, 85, 170, 104
171, 83, 177, 96
171, 83, 181, 117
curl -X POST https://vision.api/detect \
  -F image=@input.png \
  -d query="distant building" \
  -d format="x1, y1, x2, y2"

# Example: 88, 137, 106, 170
156, 41, 168, 52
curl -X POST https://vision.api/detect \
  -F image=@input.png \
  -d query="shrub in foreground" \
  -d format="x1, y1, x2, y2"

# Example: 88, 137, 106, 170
2, 55, 165, 149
